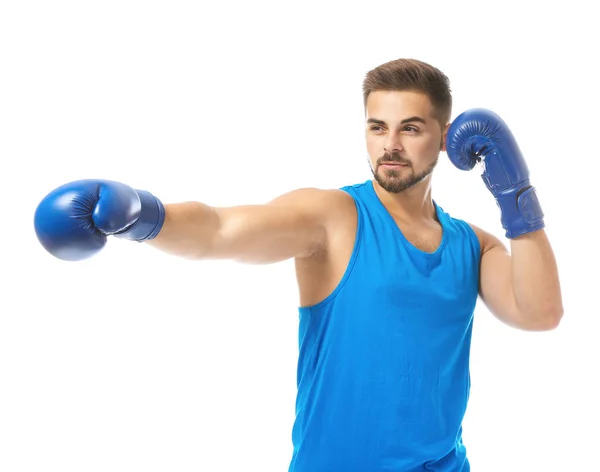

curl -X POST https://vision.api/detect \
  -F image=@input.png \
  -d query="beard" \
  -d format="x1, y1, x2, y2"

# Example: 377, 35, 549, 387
369, 151, 439, 194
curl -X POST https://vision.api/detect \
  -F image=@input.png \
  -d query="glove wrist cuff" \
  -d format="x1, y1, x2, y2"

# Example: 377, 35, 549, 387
116, 190, 166, 241
495, 183, 545, 238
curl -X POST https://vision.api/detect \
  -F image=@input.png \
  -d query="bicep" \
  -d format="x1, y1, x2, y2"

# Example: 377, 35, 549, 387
470, 224, 523, 328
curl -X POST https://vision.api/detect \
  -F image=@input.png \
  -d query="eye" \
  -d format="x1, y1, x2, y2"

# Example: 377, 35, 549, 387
403, 126, 419, 133
369, 125, 386, 133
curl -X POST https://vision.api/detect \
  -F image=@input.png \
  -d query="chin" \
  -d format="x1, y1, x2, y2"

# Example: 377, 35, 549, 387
374, 176, 406, 194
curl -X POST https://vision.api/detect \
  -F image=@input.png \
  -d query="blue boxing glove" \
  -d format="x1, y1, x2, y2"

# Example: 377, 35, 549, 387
34, 179, 165, 261
446, 108, 544, 238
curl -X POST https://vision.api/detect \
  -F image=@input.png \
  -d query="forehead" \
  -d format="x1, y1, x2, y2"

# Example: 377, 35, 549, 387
365, 90, 435, 121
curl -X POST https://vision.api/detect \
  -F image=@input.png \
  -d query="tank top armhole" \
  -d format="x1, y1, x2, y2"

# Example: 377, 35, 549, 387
298, 188, 364, 312
455, 219, 482, 266
463, 221, 482, 261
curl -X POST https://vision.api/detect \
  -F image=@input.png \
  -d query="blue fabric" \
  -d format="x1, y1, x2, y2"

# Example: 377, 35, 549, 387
289, 180, 481, 472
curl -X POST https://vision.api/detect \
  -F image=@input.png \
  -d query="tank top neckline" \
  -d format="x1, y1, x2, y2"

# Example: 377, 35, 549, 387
364, 179, 449, 259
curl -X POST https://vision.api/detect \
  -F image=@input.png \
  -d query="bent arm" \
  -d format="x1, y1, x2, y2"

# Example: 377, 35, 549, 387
146, 188, 336, 264
472, 225, 563, 331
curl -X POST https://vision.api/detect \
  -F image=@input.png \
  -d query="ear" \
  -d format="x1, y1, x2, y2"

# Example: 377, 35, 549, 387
441, 123, 451, 152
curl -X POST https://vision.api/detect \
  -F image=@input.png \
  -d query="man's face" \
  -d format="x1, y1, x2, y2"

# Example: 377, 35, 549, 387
365, 90, 447, 194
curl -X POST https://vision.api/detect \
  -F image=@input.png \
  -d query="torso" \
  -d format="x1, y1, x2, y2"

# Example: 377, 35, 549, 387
290, 182, 482, 471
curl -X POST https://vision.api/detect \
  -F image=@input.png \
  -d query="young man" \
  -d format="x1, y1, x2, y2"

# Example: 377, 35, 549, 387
34, 59, 563, 471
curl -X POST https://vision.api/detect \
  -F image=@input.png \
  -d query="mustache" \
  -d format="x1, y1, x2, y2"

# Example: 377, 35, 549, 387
377, 152, 412, 167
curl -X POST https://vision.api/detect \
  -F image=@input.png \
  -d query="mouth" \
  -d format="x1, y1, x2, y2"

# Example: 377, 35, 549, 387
380, 161, 409, 167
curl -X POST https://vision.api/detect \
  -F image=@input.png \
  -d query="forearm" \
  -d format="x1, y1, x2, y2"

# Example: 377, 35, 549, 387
146, 202, 220, 259
510, 229, 563, 325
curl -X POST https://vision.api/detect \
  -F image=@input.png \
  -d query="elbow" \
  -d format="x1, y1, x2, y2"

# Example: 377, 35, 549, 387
524, 304, 564, 331
547, 304, 564, 329
539, 311, 563, 331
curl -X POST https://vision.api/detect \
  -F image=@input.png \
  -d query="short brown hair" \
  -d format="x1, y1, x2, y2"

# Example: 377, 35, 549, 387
362, 58, 452, 126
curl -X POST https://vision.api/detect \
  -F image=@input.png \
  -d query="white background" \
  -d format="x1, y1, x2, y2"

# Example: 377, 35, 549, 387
1, 1, 598, 471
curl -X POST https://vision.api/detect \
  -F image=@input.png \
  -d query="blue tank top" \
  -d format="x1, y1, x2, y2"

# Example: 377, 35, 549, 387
289, 180, 481, 472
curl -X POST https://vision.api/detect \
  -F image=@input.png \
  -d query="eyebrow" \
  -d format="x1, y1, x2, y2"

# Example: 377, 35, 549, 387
367, 116, 427, 126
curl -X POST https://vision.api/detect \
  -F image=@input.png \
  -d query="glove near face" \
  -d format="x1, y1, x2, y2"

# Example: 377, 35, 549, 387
445, 108, 545, 239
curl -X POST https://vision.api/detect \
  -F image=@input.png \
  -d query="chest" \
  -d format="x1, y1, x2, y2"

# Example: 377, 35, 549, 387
350, 214, 479, 322
347, 244, 479, 339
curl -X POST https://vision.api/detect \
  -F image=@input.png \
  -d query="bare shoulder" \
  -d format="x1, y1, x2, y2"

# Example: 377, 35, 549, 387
466, 222, 508, 256
268, 187, 356, 224
268, 187, 354, 207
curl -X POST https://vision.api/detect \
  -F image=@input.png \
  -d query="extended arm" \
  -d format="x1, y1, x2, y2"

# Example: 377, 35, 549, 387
33, 179, 341, 264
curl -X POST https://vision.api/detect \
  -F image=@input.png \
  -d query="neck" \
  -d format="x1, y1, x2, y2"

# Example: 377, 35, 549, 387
371, 177, 436, 223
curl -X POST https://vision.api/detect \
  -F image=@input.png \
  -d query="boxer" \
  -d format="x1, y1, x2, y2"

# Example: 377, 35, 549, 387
34, 58, 563, 472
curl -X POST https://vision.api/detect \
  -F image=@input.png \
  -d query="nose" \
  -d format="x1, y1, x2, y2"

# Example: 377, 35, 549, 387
384, 133, 404, 154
